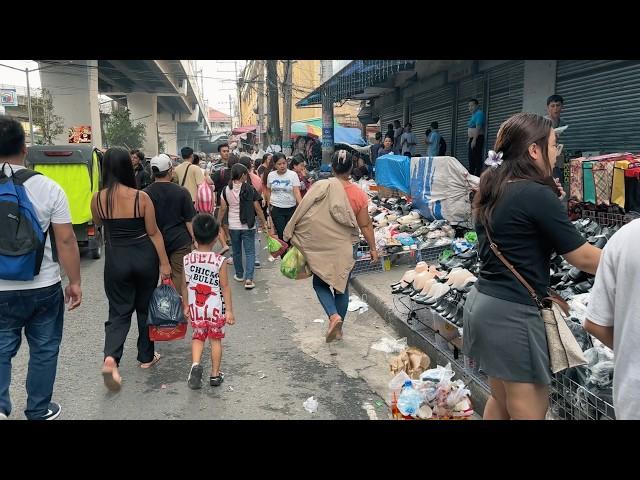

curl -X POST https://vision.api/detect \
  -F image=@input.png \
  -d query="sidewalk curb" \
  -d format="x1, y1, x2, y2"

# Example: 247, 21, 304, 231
351, 276, 490, 416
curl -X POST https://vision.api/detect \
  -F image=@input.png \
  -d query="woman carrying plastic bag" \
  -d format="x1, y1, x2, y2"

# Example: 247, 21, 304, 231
284, 150, 378, 343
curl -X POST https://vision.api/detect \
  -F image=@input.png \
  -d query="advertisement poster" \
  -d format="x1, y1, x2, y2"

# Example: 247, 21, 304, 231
68, 125, 92, 143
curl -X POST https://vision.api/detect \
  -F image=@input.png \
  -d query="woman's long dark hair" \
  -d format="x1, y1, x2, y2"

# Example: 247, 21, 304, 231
473, 112, 557, 229
101, 146, 137, 218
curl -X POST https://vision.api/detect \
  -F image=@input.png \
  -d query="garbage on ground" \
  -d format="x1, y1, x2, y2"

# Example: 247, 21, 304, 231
303, 396, 318, 413
389, 363, 474, 420
389, 347, 431, 379
228, 386, 234, 392
371, 336, 407, 353
347, 295, 369, 313
313, 318, 325, 323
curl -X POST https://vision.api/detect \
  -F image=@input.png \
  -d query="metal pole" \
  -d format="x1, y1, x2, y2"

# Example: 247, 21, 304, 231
282, 60, 292, 155
26, 68, 35, 145
320, 60, 334, 165
257, 60, 265, 148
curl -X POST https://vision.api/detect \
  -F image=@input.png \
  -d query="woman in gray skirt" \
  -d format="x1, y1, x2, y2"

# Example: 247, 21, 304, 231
464, 113, 601, 419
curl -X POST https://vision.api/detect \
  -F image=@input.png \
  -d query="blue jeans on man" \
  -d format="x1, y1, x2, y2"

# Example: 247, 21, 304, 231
0, 283, 64, 419
229, 229, 256, 280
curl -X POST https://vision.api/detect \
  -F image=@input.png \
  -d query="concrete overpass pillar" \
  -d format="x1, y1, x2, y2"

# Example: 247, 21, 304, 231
127, 93, 158, 155
38, 60, 103, 147
158, 111, 178, 156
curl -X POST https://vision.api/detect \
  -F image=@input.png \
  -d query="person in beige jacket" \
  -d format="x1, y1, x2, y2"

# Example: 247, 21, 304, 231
285, 150, 378, 342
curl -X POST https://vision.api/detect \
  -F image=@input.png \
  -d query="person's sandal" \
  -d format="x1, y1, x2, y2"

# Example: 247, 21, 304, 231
326, 317, 343, 343
210, 372, 225, 387
140, 352, 161, 369
102, 358, 122, 391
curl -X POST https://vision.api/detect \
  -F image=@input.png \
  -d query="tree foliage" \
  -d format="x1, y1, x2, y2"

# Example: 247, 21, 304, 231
32, 88, 64, 145
104, 108, 146, 150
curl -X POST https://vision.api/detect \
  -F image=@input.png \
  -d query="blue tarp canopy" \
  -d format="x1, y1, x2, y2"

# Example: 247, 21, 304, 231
375, 154, 411, 193
335, 126, 366, 146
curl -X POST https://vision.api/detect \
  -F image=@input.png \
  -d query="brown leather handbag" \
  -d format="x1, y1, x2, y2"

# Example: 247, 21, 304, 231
485, 230, 587, 373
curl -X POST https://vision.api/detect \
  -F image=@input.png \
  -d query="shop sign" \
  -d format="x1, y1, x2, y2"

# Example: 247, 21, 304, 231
0, 88, 18, 107
68, 125, 92, 143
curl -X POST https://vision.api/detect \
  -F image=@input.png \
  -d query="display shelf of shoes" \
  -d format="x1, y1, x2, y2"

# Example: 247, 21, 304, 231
549, 371, 615, 420
580, 209, 637, 227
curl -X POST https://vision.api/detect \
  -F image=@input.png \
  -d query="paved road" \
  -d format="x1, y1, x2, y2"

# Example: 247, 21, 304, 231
7, 244, 398, 420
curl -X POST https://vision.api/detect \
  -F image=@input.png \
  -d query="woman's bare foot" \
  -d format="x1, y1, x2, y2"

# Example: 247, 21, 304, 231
102, 356, 122, 391
326, 314, 343, 343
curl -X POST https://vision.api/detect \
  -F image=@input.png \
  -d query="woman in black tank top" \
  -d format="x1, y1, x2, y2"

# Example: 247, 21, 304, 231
91, 147, 171, 391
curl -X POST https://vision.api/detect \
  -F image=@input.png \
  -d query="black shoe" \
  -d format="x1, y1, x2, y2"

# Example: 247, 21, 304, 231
210, 372, 225, 387
40, 402, 62, 420
188, 364, 203, 390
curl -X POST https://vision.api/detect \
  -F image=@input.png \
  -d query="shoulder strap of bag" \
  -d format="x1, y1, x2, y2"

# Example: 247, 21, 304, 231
181, 164, 191, 187
484, 228, 544, 309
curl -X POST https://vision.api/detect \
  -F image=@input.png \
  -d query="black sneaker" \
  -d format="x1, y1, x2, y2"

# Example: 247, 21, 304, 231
210, 372, 225, 387
41, 402, 62, 420
188, 364, 203, 390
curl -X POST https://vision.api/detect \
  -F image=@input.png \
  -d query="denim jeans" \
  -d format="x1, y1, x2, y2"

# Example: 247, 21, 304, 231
0, 282, 64, 419
229, 229, 256, 280
312, 274, 350, 321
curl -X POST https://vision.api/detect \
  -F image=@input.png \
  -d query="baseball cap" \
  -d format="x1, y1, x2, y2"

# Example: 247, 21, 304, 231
150, 154, 172, 173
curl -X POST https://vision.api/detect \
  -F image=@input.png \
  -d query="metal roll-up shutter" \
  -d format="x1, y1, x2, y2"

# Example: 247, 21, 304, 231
486, 61, 524, 151
409, 85, 455, 156
379, 103, 404, 138
556, 60, 640, 154
453, 75, 485, 167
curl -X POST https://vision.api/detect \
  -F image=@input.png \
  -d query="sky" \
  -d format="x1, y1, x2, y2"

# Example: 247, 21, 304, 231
0, 60, 246, 114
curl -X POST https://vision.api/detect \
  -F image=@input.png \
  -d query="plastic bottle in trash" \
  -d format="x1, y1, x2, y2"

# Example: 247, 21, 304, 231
397, 380, 423, 417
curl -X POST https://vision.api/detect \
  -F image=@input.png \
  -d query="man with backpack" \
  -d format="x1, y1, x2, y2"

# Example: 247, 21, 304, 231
144, 154, 196, 302
0, 116, 82, 420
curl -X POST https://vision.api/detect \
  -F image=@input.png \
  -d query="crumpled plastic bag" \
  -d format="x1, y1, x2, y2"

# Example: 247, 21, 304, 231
265, 232, 288, 258
280, 246, 310, 280
303, 396, 318, 413
371, 336, 407, 353
147, 280, 185, 326
420, 363, 455, 384
347, 295, 368, 313
587, 361, 614, 389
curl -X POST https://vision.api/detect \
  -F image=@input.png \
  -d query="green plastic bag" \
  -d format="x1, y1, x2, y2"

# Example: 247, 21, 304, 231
464, 231, 478, 244
265, 231, 283, 253
280, 246, 309, 280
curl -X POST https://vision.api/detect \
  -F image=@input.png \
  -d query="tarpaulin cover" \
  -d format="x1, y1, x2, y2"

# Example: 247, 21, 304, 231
375, 154, 411, 193
410, 156, 479, 225
34, 163, 94, 224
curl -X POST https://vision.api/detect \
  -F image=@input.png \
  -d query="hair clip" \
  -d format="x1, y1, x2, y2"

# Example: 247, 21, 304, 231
484, 150, 504, 169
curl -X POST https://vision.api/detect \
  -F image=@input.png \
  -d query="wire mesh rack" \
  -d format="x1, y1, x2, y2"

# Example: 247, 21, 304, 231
549, 370, 615, 420
391, 293, 489, 390
580, 209, 638, 227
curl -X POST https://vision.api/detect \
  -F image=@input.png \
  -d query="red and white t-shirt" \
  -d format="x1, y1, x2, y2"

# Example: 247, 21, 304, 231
184, 251, 226, 323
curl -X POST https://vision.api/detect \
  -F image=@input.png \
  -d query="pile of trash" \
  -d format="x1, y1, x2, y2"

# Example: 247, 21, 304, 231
389, 363, 474, 420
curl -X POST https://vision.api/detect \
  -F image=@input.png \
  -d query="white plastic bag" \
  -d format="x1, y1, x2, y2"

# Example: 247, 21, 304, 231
303, 396, 318, 413
371, 337, 408, 353
347, 295, 369, 313
419, 362, 455, 384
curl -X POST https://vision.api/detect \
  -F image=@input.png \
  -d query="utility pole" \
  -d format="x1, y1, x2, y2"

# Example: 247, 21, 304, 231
256, 60, 265, 148
282, 60, 293, 155
320, 60, 334, 165
235, 60, 242, 127
25, 68, 34, 145
228, 94, 234, 129
266, 60, 280, 147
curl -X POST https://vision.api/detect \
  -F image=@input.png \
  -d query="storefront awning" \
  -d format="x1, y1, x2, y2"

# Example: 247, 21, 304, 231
296, 60, 416, 107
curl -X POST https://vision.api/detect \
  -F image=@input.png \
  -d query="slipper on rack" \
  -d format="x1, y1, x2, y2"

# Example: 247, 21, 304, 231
140, 352, 161, 369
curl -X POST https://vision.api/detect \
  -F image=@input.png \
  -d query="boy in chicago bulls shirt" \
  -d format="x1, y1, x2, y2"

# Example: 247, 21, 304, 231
183, 214, 235, 389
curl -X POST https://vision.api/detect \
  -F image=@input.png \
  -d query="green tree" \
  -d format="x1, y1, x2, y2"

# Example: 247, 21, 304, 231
103, 108, 146, 150
32, 88, 64, 145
